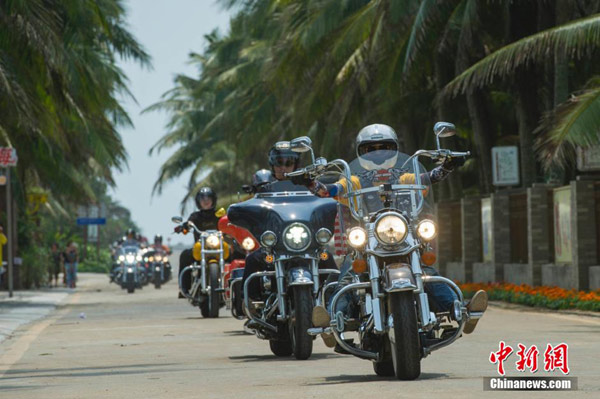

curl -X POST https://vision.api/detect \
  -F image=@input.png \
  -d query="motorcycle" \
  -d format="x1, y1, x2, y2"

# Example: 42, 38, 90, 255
285, 123, 480, 379
218, 215, 259, 319
115, 245, 144, 293
227, 157, 340, 360
172, 217, 228, 318
143, 248, 172, 289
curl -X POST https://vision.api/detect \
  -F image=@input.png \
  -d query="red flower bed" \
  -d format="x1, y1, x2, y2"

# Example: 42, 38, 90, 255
459, 282, 600, 311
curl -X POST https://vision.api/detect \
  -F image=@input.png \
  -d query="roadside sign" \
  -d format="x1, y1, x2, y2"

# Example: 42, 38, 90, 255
0, 147, 17, 167
492, 146, 520, 186
76, 218, 106, 225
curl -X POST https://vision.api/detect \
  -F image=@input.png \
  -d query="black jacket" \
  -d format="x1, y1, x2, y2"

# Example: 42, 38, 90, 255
187, 209, 220, 241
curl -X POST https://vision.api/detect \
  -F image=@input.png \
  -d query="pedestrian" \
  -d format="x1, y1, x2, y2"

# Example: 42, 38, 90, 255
64, 241, 79, 289
0, 225, 6, 285
49, 243, 62, 287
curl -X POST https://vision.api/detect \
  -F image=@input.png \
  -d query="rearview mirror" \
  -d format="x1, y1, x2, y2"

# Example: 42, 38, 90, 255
171, 216, 183, 224
242, 184, 253, 194
275, 141, 291, 150
434, 122, 456, 138
289, 136, 312, 153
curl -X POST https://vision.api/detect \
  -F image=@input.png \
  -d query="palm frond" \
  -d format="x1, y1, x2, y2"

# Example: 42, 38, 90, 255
445, 13, 600, 96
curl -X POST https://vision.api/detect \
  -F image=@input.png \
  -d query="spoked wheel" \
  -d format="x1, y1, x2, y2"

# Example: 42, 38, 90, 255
388, 292, 421, 380
289, 286, 313, 360
207, 263, 221, 318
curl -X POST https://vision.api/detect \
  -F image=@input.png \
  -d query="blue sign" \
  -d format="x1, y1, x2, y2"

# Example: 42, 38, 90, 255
76, 218, 106, 226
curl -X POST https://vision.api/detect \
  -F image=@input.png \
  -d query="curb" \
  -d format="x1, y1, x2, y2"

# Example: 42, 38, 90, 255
488, 300, 600, 319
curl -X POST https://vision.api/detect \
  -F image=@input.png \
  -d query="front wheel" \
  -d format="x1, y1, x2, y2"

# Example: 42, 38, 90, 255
232, 281, 244, 319
290, 286, 313, 360
208, 263, 221, 318
126, 273, 135, 294
388, 292, 421, 380
269, 339, 293, 357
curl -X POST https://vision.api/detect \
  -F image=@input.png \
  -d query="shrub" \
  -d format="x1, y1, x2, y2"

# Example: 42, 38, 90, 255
460, 282, 600, 312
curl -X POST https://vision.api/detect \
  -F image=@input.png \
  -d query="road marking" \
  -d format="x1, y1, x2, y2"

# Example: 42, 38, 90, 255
0, 292, 80, 379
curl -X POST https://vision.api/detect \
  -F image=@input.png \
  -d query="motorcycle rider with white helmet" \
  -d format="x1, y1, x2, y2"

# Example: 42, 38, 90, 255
293, 124, 488, 346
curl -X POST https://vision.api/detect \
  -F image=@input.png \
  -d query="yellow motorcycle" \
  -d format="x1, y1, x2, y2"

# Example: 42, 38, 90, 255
172, 216, 230, 318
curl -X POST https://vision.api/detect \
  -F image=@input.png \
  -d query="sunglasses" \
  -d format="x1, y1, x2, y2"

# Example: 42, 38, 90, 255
358, 142, 397, 155
274, 158, 295, 167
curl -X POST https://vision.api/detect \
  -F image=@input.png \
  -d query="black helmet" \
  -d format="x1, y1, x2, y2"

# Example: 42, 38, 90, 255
252, 169, 274, 188
355, 124, 399, 169
268, 147, 300, 170
126, 228, 136, 237
195, 187, 217, 210
154, 234, 163, 244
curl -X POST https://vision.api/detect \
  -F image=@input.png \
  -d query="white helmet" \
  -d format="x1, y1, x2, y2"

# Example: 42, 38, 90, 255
355, 124, 399, 170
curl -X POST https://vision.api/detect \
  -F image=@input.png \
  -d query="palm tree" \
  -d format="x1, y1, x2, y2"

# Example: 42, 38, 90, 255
444, 12, 600, 173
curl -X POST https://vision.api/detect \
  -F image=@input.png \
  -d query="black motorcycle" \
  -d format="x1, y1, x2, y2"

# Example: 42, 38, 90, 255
143, 248, 171, 289
228, 144, 339, 360
115, 245, 144, 293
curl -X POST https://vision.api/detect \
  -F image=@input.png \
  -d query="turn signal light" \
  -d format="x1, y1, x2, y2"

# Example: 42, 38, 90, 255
265, 254, 274, 264
319, 252, 329, 261
421, 251, 436, 266
352, 259, 367, 273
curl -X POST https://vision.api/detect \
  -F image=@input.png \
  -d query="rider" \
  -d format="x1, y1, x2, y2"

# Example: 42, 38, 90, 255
177, 187, 224, 298
293, 124, 488, 343
242, 148, 338, 304
123, 229, 139, 247
152, 234, 170, 253
251, 169, 275, 194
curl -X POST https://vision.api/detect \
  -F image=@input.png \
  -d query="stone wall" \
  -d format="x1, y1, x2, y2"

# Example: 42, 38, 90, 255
527, 185, 551, 285
461, 197, 481, 282
571, 179, 598, 291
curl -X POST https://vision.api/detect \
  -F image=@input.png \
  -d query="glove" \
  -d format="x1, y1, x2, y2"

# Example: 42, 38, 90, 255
441, 156, 466, 171
290, 172, 314, 187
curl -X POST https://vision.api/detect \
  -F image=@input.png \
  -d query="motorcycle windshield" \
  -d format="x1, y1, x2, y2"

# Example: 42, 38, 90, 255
344, 150, 435, 221
122, 246, 139, 255
227, 188, 337, 247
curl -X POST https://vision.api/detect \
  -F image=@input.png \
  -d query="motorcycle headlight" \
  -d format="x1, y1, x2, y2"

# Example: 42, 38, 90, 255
283, 223, 311, 251
155, 255, 162, 261
315, 228, 332, 245
242, 237, 256, 251
148, 256, 154, 262
417, 219, 437, 241
347, 227, 367, 248
127, 267, 134, 273
206, 234, 220, 249
118, 255, 125, 262
155, 266, 160, 271
374, 213, 408, 245
260, 231, 277, 247
126, 255, 135, 264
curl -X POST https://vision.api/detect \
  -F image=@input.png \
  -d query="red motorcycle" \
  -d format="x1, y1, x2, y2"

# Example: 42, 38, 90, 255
218, 215, 258, 319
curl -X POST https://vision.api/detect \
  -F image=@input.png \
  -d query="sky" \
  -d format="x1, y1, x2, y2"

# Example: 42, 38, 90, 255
113, 0, 231, 244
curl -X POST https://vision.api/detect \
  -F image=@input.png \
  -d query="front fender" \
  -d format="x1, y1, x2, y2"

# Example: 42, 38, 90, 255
383, 263, 417, 293
288, 267, 314, 286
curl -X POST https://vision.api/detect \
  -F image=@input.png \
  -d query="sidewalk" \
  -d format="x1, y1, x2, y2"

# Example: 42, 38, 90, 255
0, 273, 106, 344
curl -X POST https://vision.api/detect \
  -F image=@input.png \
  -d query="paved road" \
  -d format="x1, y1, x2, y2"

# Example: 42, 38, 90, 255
1, 270, 599, 398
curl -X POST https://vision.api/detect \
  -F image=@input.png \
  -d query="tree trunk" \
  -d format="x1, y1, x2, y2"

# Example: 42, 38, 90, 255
510, 1, 540, 188
465, 89, 493, 194
434, 52, 463, 200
